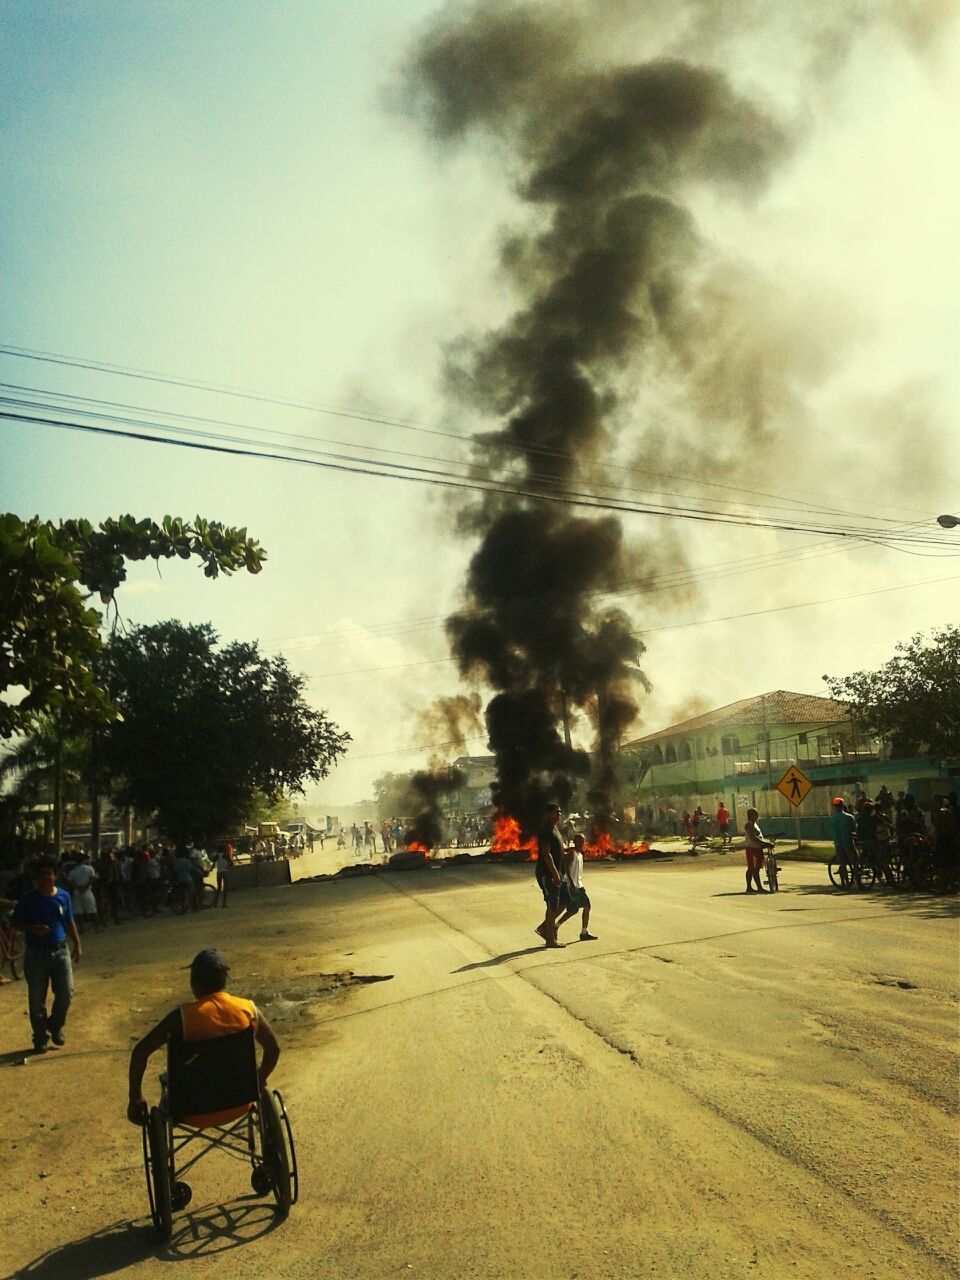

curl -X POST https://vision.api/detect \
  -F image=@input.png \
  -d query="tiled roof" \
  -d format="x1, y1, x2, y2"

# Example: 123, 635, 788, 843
626, 691, 851, 745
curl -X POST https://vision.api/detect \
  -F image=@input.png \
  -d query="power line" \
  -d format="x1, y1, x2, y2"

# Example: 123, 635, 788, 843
3, 383, 931, 532
304, 572, 959, 685
5, 406, 956, 548
0, 341, 939, 522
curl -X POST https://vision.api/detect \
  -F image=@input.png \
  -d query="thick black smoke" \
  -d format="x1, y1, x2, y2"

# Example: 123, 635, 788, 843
404, 2, 788, 835
404, 766, 466, 851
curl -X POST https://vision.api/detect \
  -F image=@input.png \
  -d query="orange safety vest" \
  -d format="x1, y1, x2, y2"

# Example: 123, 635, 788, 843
178, 991, 257, 1127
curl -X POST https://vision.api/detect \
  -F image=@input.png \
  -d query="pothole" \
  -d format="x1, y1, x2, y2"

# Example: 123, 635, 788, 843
871, 974, 918, 991
253, 972, 393, 1023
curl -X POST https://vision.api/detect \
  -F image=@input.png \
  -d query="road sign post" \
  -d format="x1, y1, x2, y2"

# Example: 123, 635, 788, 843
775, 765, 813, 850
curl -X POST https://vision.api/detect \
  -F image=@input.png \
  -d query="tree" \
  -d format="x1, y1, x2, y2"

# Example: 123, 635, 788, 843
0, 513, 265, 738
823, 626, 960, 760
372, 771, 418, 820
103, 622, 349, 842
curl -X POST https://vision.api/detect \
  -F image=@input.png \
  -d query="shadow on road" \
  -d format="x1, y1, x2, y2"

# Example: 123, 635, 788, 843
453, 945, 544, 972
786, 882, 960, 920
9, 1200, 280, 1278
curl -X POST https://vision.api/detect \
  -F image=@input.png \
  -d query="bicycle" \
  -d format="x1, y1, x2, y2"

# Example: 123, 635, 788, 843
828, 839, 876, 890
763, 837, 781, 892
0, 912, 25, 980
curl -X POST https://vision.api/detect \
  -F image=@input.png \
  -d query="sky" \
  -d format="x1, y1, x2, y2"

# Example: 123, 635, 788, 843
2, 0, 958, 814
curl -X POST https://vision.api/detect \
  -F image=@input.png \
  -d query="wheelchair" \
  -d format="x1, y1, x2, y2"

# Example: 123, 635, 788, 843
140, 1025, 298, 1241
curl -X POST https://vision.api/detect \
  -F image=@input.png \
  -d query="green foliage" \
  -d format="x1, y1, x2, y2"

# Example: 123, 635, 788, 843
0, 512, 266, 738
103, 621, 349, 842
372, 770, 418, 820
823, 625, 960, 760
237, 787, 295, 829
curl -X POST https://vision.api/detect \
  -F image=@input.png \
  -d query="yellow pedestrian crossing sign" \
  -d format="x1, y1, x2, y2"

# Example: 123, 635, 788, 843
776, 765, 812, 807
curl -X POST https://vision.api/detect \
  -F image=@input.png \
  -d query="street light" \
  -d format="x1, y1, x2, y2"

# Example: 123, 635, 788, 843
936, 514, 959, 528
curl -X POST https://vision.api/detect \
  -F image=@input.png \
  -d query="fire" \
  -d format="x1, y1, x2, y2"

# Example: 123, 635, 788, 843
405, 841, 431, 855
582, 833, 649, 859
490, 814, 538, 860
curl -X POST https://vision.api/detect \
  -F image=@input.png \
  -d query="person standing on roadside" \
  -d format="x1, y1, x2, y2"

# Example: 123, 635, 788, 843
830, 797, 858, 888
743, 808, 772, 894
715, 801, 731, 846
214, 845, 233, 908
12, 859, 82, 1053
68, 852, 102, 933
534, 802, 566, 949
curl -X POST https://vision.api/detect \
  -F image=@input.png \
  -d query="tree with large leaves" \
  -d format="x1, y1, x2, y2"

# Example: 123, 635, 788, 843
0, 513, 265, 739
823, 625, 960, 761
103, 621, 349, 843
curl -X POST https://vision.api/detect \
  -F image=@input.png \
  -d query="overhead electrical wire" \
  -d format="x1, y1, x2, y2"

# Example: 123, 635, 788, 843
0, 341, 939, 523
304, 571, 960, 687
4, 405, 956, 549
1, 382, 932, 533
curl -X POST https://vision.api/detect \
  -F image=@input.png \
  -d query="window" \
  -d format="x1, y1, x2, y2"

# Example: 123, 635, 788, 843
665, 743, 677, 763
679, 741, 692, 761
651, 745, 664, 764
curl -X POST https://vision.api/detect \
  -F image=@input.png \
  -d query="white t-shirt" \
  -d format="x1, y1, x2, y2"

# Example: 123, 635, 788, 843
215, 853, 232, 875
567, 849, 584, 889
69, 863, 97, 890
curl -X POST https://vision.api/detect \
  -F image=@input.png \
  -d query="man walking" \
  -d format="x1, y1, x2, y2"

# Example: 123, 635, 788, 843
12, 859, 81, 1053
534, 802, 566, 949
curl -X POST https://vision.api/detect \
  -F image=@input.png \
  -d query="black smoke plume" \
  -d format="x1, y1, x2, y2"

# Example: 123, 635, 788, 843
403, 2, 788, 835
404, 766, 466, 851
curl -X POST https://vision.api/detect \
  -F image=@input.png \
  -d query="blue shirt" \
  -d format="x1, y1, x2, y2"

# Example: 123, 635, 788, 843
830, 809, 857, 854
13, 888, 73, 951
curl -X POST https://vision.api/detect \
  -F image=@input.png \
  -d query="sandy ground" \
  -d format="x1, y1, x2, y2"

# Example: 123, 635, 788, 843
1, 853, 957, 1280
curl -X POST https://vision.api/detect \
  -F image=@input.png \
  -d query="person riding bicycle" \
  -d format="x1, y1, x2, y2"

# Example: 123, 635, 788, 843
127, 948, 280, 1128
830, 798, 858, 887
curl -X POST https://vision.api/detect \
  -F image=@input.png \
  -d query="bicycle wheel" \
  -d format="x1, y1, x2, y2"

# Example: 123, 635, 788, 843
1, 933, 24, 979
854, 861, 876, 889
828, 858, 851, 889
882, 853, 905, 888
168, 885, 188, 916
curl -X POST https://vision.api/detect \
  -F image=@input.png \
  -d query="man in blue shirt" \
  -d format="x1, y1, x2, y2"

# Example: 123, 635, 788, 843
12, 859, 81, 1053
829, 798, 858, 888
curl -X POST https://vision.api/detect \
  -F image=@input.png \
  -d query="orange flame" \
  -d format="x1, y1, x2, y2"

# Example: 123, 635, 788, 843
490, 814, 538, 860
404, 841, 431, 855
582, 833, 649, 859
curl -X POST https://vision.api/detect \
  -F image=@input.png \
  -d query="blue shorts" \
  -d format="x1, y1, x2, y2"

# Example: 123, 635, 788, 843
536, 871, 563, 913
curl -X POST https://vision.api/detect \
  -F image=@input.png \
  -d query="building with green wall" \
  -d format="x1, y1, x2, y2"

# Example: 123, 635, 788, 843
623, 691, 957, 837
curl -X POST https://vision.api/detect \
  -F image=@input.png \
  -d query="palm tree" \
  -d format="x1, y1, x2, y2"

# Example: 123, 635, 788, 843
0, 716, 90, 852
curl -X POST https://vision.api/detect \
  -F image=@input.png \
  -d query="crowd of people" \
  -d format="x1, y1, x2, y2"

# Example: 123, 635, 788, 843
829, 787, 959, 887
2, 839, 235, 936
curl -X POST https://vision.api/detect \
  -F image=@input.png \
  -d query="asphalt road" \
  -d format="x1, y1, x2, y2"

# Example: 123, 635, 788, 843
2, 854, 957, 1280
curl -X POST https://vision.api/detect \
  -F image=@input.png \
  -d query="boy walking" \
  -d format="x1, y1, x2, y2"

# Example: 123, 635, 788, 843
555, 833, 597, 941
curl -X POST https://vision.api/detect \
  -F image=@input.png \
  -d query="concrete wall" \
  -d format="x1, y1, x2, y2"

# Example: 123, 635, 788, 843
227, 858, 292, 893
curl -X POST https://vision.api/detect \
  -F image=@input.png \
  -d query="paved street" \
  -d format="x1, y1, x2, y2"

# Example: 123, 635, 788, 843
3, 855, 957, 1280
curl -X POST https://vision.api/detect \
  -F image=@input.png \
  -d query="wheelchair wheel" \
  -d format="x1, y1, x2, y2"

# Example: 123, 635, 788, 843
144, 1108, 173, 1241
259, 1089, 297, 1217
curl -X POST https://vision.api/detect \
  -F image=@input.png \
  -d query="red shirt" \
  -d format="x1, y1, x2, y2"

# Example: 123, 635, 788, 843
716, 806, 729, 825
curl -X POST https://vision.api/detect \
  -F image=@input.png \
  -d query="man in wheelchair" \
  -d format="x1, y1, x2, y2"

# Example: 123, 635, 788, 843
127, 948, 296, 1238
